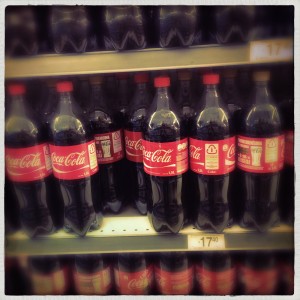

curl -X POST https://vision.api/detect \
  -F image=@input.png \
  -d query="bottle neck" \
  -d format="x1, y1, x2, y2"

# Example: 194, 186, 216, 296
254, 81, 271, 104
10, 95, 26, 116
156, 86, 171, 110
118, 79, 129, 106
178, 80, 191, 103
58, 91, 73, 115
90, 84, 107, 110
204, 84, 220, 107
133, 82, 150, 106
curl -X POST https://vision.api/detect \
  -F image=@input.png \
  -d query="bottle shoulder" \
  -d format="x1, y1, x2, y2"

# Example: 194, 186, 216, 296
195, 107, 229, 127
5, 115, 42, 147
241, 103, 281, 134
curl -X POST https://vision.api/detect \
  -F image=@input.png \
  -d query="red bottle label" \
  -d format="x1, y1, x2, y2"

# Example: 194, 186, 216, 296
189, 137, 236, 175
155, 266, 194, 295
94, 130, 124, 164
49, 141, 98, 180
280, 262, 294, 295
195, 265, 236, 295
237, 135, 285, 173
285, 130, 294, 166
124, 130, 143, 163
5, 143, 52, 182
142, 138, 188, 176
31, 267, 69, 295
114, 266, 153, 295
240, 265, 278, 295
74, 266, 112, 295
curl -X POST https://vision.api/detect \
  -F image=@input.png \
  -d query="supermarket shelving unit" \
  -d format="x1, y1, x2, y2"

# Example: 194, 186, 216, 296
5, 37, 294, 256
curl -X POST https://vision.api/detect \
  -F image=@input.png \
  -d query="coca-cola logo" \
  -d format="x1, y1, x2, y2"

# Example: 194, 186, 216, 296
125, 136, 143, 151
128, 271, 151, 290
51, 151, 86, 166
227, 144, 235, 159
6, 153, 42, 169
189, 145, 202, 160
143, 149, 173, 163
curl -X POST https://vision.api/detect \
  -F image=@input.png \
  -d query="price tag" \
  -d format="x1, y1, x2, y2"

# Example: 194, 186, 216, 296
188, 234, 225, 250
250, 39, 293, 62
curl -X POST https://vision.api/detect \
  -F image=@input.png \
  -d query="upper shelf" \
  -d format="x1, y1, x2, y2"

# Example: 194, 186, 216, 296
5, 38, 293, 79
5, 208, 294, 256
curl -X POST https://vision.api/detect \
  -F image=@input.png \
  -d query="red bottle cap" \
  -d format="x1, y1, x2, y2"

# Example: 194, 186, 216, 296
203, 73, 220, 85
56, 81, 73, 92
134, 72, 149, 83
7, 84, 26, 95
154, 76, 170, 88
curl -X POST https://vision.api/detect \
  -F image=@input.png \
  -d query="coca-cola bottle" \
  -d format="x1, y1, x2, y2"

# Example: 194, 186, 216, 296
155, 252, 193, 295
239, 251, 279, 295
103, 6, 147, 50
115, 73, 132, 127
73, 254, 113, 295
190, 73, 235, 233
40, 79, 60, 135
49, 81, 101, 236
124, 73, 152, 215
29, 256, 71, 295
50, 6, 94, 53
114, 253, 153, 295
5, 83, 61, 237
5, 6, 39, 56
195, 252, 236, 295
220, 68, 243, 223
89, 76, 125, 213
175, 70, 196, 134
237, 71, 283, 232
5, 177, 20, 234
143, 76, 188, 233
210, 6, 255, 44
220, 69, 243, 122
156, 6, 198, 48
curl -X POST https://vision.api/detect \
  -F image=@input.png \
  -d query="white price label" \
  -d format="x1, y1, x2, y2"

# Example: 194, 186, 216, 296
250, 39, 293, 62
188, 234, 225, 250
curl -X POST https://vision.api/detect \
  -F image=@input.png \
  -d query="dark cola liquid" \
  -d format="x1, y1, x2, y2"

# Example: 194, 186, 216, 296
74, 254, 112, 295
49, 89, 101, 236
125, 79, 152, 215
156, 252, 193, 295
5, 92, 61, 237
5, 6, 39, 56
5, 177, 20, 234
29, 256, 70, 295
190, 83, 233, 233
114, 253, 153, 295
50, 6, 92, 54
174, 72, 196, 223
156, 6, 198, 48
143, 85, 188, 233
238, 80, 281, 232
195, 252, 236, 295
89, 81, 125, 213
279, 98, 294, 225
103, 6, 147, 50
240, 251, 278, 295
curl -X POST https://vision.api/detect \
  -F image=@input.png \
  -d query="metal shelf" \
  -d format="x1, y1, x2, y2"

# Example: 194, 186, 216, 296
5, 38, 293, 79
5, 208, 294, 256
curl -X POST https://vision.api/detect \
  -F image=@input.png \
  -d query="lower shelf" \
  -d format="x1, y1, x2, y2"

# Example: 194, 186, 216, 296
5, 208, 294, 256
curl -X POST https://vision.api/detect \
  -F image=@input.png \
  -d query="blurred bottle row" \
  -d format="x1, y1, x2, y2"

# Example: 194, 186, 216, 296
5, 65, 294, 238
5, 5, 294, 56
5, 250, 294, 295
